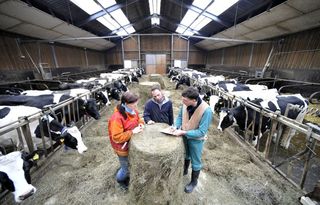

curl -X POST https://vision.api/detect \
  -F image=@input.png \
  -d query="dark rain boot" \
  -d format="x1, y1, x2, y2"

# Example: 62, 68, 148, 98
183, 159, 191, 176
184, 170, 200, 193
117, 176, 130, 191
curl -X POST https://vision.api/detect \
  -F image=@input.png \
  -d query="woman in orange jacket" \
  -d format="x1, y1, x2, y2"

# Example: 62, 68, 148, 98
108, 91, 144, 189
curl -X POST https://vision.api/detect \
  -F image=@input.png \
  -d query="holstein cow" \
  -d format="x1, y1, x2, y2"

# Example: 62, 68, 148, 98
197, 75, 226, 86
0, 94, 100, 124
0, 151, 38, 203
210, 88, 279, 113
217, 94, 308, 148
0, 87, 23, 95
216, 82, 268, 93
260, 94, 308, 148
0, 106, 87, 154
21, 88, 111, 106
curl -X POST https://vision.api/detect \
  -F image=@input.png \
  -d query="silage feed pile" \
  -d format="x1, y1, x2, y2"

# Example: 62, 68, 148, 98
4, 75, 303, 205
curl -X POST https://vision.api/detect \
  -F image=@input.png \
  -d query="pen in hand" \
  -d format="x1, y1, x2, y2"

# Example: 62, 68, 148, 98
121, 142, 127, 149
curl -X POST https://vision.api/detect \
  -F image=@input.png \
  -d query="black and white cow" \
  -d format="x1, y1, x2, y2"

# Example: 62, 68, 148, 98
21, 88, 110, 106
0, 87, 23, 96
196, 75, 226, 86
0, 94, 100, 123
34, 115, 87, 153
217, 94, 308, 148
0, 106, 88, 154
210, 89, 279, 113
113, 80, 128, 92
216, 82, 268, 92
217, 99, 270, 146
0, 151, 38, 202
175, 75, 191, 89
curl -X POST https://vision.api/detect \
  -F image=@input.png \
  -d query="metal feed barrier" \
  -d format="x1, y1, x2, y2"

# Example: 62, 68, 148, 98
169, 67, 320, 191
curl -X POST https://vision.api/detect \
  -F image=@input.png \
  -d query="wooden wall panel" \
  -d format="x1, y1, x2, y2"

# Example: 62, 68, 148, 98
207, 27, 320, 72
251, 43, 272, 68
173, 51, 187, 59
236, 44, 251, 66
123, 36, 139, 51
189, 51, 205, 64
173, 36, 187, 51
141, 36, 170, 51
105, 45, 122, 65
54, 46, 85, 68
104, 35, 205, 66
87, 50, 105, 68
223, 47, 237, 65
124, 52, 139, 60
0, 36, 35, 70
0, 32, 106, 73
207, 50, 222, 64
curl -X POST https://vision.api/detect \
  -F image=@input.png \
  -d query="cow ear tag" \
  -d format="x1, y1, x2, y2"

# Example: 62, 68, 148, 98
60, 139, 65, 144
32, 153, 39, 161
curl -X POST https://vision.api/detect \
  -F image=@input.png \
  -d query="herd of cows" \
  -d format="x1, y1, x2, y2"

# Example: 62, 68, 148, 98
0, 67, 143, 203
168, 67, 309, 148
0, 66, 314, 203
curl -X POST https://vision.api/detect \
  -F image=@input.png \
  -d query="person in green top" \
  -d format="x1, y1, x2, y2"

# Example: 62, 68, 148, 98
172, 87, 213, 193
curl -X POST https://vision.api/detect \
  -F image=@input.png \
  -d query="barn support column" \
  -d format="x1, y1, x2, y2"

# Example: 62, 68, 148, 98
129, 123, 184, 204
138, 34, 141, 68
50, 44, 58, 68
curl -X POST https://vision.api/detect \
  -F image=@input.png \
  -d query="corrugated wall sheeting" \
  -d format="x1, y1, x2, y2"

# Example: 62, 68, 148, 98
251, 43, 272, 68
207, 27, 320, 71
105, 45, 122, 65
237, 44, 252, 67
0, 35, 35, 70
223, 47, 238, 65
54, 46, 85, 68
272, 28, 320, 70
0, 33, 106, 71
86, 50, 105, 68
207, 50, 222, 65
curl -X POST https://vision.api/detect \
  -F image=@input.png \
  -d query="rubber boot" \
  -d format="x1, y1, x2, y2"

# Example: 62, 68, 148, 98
117, 176, 130, 190
183, 159, 191, 176
184, 170, 200, 193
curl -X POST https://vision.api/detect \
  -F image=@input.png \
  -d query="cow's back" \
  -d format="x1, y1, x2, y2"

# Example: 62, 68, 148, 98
0, 95, 55, 108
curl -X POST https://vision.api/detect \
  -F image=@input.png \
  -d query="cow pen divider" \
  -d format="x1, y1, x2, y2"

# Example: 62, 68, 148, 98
168, 67, 320, 191
212, 85, 320, 190
0, 82, 112, 154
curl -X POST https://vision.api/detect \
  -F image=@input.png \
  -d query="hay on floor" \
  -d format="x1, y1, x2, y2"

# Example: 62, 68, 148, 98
129, 123, 184, 205
149, 74, 165, 89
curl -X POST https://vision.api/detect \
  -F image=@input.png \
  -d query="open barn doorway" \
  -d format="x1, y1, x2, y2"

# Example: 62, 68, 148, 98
145, 54, 166, 74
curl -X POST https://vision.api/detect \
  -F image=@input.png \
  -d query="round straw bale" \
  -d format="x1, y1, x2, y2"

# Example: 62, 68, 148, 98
129, 123, 184, 204
149, 74, 165, 89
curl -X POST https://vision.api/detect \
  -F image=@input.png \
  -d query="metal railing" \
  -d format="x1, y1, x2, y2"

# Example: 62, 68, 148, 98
169, 67, 320, 191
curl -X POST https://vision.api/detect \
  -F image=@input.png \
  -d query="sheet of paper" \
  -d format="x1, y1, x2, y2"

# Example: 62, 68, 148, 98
159, 127, 176, 136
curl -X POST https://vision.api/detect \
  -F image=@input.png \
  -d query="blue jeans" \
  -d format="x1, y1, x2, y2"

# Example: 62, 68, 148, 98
183, 137, 205, 171
116, 156, 129, 182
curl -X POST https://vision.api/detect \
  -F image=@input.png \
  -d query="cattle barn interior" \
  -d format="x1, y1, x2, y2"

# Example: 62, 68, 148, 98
0, 0, 320, 204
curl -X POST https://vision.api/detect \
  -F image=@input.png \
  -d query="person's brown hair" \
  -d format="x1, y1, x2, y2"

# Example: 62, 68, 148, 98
117, 91, 139, 119
181, 87, 199, 100
151, 84, 161, 92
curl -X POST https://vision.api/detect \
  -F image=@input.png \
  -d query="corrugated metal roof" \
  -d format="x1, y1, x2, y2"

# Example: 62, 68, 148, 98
1, 0, 318, 51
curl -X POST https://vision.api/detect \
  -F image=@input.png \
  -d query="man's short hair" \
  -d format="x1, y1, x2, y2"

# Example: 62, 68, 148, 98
182, 87, 199, 100
151, 84, 161, 92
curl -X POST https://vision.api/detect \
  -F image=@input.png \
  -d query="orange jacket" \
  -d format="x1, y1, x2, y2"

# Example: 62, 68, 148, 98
108, 108, 144, 156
